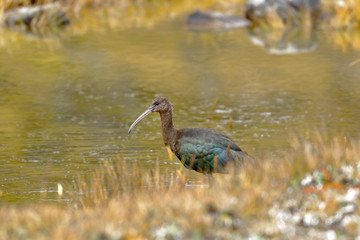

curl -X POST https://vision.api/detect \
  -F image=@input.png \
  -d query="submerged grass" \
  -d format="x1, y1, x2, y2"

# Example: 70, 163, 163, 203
1, 132, 359, 239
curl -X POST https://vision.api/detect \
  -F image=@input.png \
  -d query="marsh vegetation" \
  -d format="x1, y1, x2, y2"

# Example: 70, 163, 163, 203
2, 134, 360, 239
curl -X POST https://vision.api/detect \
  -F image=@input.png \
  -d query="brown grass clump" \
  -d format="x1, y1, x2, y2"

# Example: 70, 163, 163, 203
323, 0, 360, 29
2, 0, 360, 30
0, 132, 359, 239
322, 0, 360, 51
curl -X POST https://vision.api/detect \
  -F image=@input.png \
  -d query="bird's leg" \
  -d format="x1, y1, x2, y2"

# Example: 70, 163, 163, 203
213, 155, 218, 169
206, 173, 215, 186
176, 165, 186, 186
166, 146, 173, 161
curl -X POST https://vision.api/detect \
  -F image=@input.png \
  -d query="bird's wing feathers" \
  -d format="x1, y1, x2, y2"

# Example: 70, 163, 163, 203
174, 128, 244, 173
178, 128, 242, 151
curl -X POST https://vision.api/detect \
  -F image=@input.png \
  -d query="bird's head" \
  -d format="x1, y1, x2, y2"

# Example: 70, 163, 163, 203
128, 97, 172, 135
151, 97, 172, 113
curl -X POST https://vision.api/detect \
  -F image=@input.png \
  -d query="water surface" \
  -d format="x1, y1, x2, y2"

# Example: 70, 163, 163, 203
0, 15, 359, 203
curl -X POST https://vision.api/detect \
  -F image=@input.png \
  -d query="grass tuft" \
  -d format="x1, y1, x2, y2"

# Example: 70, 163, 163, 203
1, 132, 360, 238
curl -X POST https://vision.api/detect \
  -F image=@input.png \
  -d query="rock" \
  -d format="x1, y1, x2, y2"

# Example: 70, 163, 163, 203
3, 3, 71, 29
325, 203, 357, 229
245, 0, 322, 27
187, 10, 251, 30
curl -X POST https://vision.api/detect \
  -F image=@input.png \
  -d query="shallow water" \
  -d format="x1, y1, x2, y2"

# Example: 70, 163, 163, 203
0, 15, 359, 203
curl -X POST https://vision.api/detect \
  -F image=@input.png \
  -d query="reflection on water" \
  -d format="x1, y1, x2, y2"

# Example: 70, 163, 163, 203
0, 15, 360, 204
247, 27, 318, 55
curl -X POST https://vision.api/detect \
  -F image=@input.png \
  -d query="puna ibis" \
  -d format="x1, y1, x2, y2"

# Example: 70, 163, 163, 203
128, 97, 252, 173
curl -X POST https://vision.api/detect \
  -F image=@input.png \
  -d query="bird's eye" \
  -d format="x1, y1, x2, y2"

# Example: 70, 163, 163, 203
154, 102, 159, 106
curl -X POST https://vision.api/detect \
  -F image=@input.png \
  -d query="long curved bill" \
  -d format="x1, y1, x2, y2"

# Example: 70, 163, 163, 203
127, 106, 154, 135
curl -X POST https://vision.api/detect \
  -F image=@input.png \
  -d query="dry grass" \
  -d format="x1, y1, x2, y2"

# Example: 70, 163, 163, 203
323, 0, 360, 29
1, 0, 360, 53
322, 0, 360, 51
0, 132, 359, 239
0, 0, 246, 38
1, 0, 359, 29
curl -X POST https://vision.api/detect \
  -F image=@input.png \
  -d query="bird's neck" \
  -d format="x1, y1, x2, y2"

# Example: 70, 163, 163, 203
159, 109, 176, 147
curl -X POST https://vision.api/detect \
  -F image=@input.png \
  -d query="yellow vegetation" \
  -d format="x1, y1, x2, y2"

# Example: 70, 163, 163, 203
1, 0, 359, 29
0, 132, 359, 239
323, 0, 360, 29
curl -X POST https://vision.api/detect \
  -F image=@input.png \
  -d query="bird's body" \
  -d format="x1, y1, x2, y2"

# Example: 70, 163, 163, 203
173, 127, 248, 173
128, 97, 252, 174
